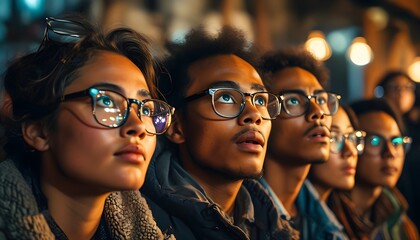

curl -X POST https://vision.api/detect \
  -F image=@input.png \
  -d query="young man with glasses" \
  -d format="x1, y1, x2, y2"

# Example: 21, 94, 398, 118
328, 98, 419, 239
141, 27, 298, 239
257, 48, 341, 238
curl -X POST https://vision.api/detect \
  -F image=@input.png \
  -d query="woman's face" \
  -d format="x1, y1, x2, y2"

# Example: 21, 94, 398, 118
35, 51, 156, 194
356, 111, 405, 188
310, 107, 358, 191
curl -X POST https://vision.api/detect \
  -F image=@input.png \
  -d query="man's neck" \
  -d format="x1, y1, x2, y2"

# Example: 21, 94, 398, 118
263, 156, 310, 217
193, 175, 243, 216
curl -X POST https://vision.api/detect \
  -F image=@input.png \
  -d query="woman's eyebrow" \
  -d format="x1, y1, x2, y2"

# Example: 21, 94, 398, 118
137, 89, 151, 98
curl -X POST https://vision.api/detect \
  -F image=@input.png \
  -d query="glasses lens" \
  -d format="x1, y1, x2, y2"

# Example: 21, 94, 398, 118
391, 137, 404, 146
91, 89, 126, 128
282, 93, 307, 116
47, 19, 86, 43
369, 135, 382, 147
330, 131, 344, 153
212, 89, 244, 118
327, 93, 339, 115
141, 100, 172, 134
253, 93, 281, 119
315, 92, 339, 115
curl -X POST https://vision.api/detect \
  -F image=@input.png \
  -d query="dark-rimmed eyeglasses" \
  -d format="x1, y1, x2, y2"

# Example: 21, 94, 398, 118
278, 90, 341, 117
61, 87, 175, 135
330, 130, 366, 154
38, 17, 88, 51
184, 88, 281, 120
364, 133, 412, 155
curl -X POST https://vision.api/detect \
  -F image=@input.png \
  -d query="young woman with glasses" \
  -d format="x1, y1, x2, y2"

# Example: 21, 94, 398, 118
0, 16, 174, 239
303, 105, 365, 239
328, 98, 419, 240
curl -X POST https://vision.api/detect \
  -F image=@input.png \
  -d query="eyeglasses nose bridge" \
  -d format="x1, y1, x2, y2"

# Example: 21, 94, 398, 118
306, 95, 325, 116
381, 139, 399, 155
127, 98, 144, 119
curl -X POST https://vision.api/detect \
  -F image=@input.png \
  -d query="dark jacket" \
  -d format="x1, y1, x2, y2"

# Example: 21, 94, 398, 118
0, 158, 172, 240
141, 139, 299, 240
329, 188, 419, 240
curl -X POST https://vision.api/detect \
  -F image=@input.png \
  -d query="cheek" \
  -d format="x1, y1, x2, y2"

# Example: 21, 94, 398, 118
143, 135, 157, 163
49, 111, 117, 166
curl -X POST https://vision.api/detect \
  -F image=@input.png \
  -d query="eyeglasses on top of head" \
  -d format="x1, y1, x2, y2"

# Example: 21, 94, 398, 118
364, 133, 412, 155
61, 87, 175, 135
330, 130, 366, 154
278, 90, 341, 117
184, 88, 281, 120
38, 16, 89, 51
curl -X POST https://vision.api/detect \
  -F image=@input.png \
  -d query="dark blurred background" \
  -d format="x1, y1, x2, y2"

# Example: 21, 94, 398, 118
0, 0, 419, 105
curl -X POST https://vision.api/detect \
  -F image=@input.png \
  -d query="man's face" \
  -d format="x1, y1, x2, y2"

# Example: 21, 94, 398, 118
267, 67, 332, 166
175, 54, 272, 181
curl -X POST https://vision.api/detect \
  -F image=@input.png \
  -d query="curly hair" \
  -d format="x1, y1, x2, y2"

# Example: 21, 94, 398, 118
3, 15, 157, 157
258, 47, 329, 90
159, 26, 258, 108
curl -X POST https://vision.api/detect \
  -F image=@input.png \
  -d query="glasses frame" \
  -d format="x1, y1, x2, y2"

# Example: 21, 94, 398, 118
330, 130, 366, 154
278, 90, 341, 117
184, 88, 281, 120
364, 132, 412, 155
61, 87, 175, 135
38, 17, 85, 52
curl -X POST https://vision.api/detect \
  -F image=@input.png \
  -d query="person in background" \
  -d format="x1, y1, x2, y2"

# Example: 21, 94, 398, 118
0, 16, 174, 239
258, 47, 340, 239
329, 98, 419, 240
305, 105, 365, 239
374, 71, 416, 116
375, 71, 420, 230
141, 27, 299, 239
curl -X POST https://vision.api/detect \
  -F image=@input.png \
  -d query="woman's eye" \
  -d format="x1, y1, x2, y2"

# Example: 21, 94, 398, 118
141, 106, 152, 116
330, 136, 338, 143
97, 95, 116, 108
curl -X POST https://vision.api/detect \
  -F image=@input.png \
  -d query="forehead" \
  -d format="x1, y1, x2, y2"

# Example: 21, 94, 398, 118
387, 75, 412, 85
269, 67, 323, 93
186, 54, 263, 94
358, 111, 401, 136
332, 108, 352, 130
65, 50, 148, 94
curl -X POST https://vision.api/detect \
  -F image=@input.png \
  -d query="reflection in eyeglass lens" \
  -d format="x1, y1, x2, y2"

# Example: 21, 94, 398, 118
330, 130, 366, 154
364, 134, 412, 155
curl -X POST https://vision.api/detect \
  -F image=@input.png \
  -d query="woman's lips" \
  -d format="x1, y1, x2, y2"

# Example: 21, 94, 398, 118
114, 145, 145, 164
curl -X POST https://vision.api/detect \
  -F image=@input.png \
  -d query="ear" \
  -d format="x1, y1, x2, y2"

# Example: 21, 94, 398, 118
165, 114, 185, 144
22, 122, 50, 152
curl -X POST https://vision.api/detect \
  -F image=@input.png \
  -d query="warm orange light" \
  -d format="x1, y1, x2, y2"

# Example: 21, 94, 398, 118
305, 31, 332, 61
347, 37, 373, 66
408, 57, 420, 82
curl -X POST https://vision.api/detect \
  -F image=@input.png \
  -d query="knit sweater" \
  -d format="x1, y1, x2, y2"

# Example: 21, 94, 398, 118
0, 158, 173, 239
